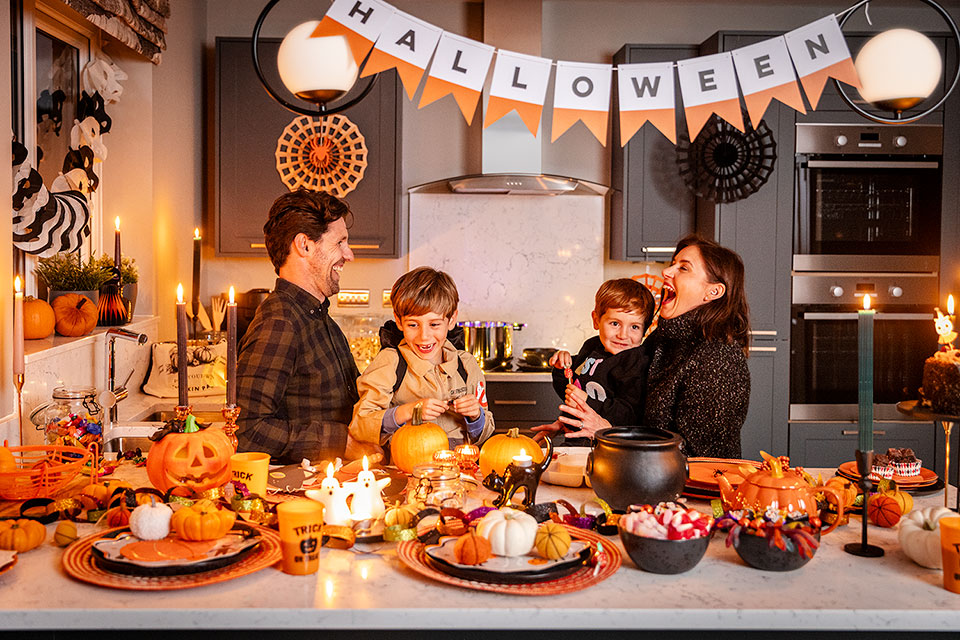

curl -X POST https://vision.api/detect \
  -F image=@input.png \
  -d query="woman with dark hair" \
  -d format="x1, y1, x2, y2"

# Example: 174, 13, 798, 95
549, 235, 751, 458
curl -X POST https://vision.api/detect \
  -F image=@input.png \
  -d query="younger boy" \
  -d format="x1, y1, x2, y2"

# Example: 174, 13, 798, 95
348, 267, 495, 450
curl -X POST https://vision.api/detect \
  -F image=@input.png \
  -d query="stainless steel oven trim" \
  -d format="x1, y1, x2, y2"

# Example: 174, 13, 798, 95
789, 404, 927, 422
801, 312, 934, 321
792, 254, 940, 273
805, 160, 940, 170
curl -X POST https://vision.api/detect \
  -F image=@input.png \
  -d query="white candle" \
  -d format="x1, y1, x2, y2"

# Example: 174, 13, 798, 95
13, 277, 24, 376
306, 463, 354, 526
343, 455, 390, 521
512, 448, 533, 467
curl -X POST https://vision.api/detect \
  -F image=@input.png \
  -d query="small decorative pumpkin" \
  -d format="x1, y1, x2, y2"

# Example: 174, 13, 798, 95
129, 497, 174, 541
475, 507, 538, 557
105, 490, 137, 528
824, 476, 858, 510
453, 531, 492, 565
390, 404, 450, 474
52, 293, 98, 337
146, 417, 234, 493
0, 518, 46, 552
899, 506, 956, 569
383, 504, 418, 529
534, 521, 572, 560
867, 494, 902, 528
479, 428, 544, 478
23, 296, 55, 339
879, 480, 914, 515
171, 499, 237, 541
54, 520, 79, 547
80, 483, 113, 509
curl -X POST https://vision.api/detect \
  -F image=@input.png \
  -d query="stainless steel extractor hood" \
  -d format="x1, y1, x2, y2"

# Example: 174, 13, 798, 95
409, 173, 608, 195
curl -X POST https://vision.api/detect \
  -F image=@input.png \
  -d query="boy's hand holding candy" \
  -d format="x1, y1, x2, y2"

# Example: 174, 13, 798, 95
451, 394, 482, 421
549, 350, 573, 370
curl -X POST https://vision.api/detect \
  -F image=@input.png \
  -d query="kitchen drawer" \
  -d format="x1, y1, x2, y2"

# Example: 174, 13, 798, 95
788, 420, 936, 469
487, 381, 559, 426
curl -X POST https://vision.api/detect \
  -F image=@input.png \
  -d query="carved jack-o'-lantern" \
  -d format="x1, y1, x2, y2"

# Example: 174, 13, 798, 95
146, 420, 234, 493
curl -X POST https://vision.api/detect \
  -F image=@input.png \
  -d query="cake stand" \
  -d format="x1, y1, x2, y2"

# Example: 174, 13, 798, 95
897, 400, 959, 510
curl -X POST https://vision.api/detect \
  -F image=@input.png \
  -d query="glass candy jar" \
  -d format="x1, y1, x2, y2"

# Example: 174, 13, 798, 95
30, 386, 103, 447
338, 315, 383, 373
406, 464, 466, 510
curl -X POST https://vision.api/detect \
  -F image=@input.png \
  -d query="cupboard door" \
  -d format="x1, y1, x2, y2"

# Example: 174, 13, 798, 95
788, 421, 935, 468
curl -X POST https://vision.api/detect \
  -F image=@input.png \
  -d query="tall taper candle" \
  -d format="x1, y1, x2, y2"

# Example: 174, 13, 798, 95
176, 283, 189, 406
114, 217, 121, 269
192, 228, 201, 333
858, 294, 875, 452
226, 286, 238, 405
13, 277, 24, 376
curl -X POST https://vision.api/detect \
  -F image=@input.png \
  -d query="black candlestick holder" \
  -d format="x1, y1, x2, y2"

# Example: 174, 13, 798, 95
844, 449, 885, 558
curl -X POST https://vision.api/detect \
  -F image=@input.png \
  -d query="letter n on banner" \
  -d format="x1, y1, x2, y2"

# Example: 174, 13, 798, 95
552, 61, 613, 145
617, 62, 676, 145
484, 49, 552, 136
310, 0, 395, 66
676, 53, 743, 140
419, 32, 495, 125
360, 9, 442, 100
784, 15, 861, 110
732, 36, 806, 126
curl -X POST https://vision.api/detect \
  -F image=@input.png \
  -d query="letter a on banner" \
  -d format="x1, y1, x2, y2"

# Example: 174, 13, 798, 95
310, 0, 394, 66
360, 9, 442, 100
677, 52, 744, 140
784, 15, 861, 110
552, 61, 613, 145
732, 36, 806, 125
485, 49, 552, 136
419, 32, 495, 125
617, 62, 676, 145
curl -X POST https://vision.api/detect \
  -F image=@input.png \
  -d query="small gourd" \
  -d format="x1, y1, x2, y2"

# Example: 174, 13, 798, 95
879, 480, 914, 515
534, 521, 572, 560
453, 531, 492, 565
129, 497, 174, 541
390, 404, 450, 474
80, 483, 113, 509
105, 490, 138, 528
52, 293, 98, 337
899, 506, 955, 569
171, 499, 236, 541
0, 518, 46, 552
54, 520, 79, 547
475, 507, 538, 557
383, 504, 418, 529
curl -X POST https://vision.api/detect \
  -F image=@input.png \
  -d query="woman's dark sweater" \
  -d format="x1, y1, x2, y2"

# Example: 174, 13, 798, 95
643, 312, 750, 458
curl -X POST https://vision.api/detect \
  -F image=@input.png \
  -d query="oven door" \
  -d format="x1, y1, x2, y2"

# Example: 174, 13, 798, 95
796, 157, 941, 256
790, 307, 937, 420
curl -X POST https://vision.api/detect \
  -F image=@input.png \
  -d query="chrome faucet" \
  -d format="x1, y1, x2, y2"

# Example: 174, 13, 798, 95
103, 328, 149, 434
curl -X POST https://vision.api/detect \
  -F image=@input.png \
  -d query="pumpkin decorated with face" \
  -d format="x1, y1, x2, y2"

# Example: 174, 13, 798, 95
146, 419, 234, 493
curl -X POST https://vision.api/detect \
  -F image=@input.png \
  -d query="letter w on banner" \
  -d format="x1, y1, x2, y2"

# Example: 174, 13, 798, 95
360, 8, 442, 100
732, 36, 806, 126
617, 62, 676, 145
484, 49, 552, 136
310, 0, 395, 67
552, 61, 612, 146
677, 52, 744, 140
420, 32, 495, 125
784, 15, 861, 110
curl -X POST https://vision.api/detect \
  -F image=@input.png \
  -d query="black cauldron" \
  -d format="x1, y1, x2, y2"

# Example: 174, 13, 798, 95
585, 427, 687, 511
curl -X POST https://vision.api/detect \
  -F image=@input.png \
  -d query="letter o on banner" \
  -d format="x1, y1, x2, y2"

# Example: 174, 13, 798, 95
572, 76, 594, 97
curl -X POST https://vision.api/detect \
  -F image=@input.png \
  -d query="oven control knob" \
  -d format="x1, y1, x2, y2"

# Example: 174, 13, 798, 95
830, 285, 844, 298
894, 135, 908, 148
835, 135, 848, 147
889, 285, 904, 298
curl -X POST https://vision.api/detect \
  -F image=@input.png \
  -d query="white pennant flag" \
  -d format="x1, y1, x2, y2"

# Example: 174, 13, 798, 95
552, 61, 612, 145
617, 61, 676, 145
485, 49, 552, 136
676, 52, 744, 139
360, 9, 442, 99
310, 0, 395, 66
419, 32, 495, 124
732, 36, 806, 125
784, 15, 861, 110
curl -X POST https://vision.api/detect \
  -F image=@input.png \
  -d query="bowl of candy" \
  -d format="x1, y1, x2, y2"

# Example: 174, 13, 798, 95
618, 502, 713, 574
714, 509, 821, 572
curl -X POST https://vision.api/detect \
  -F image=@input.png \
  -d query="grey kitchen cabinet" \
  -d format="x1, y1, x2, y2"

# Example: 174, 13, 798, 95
741, 343, 790, 459
788, 421, 936, 470
486, 381, 559, 434
213, 37, 401, 258
610, 45, 699, 261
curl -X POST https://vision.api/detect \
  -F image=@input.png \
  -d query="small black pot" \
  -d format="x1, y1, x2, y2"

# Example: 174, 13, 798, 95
620, 527, 712, 574
586, 427, 687, 511
734, 528, 821, 571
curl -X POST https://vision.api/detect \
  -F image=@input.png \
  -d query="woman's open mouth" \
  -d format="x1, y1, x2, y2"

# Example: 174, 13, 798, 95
661, 285, 677, 307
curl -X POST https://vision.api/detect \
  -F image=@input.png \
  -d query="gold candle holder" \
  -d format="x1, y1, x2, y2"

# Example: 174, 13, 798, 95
221, 403, 241, 450
453, 442, 480, 473
174, 405, 193, 421
432, 449, 458, 471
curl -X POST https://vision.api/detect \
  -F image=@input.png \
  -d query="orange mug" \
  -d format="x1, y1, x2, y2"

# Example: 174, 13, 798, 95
940, 517, 960, 594
276, 499, 324, 575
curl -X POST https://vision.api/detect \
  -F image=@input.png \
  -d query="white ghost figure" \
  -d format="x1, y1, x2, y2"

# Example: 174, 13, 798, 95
70, 116, 107, 162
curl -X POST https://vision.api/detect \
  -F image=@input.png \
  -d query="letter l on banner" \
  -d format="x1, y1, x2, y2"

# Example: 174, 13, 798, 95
677, 52, 744, 140
360, 9, 442, 100
485, 49, 552, 136
420, 32, 495, 125
310, 0, 395, 66
617, 61, 676, 145
784, 15, 861, 110
552, 61, 613, 146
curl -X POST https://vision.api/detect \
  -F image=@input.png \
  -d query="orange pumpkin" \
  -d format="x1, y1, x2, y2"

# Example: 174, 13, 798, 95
824, 476, 858, 510
80, 483, 113, 508
0, 518, 46, 552
146, 424, 234, 492
23, 296, 55, 339
390, 405, 450, 474
479, 428, 544, 478
453, 531, 492, 565
52, 293, 98, 336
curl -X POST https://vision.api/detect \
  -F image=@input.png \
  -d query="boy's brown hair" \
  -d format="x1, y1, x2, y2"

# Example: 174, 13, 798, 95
391, 266, 459, 319
594, 278, 656, 330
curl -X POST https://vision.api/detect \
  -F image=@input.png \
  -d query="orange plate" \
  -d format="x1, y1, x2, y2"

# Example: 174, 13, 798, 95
0, 553, 16, 576
837, 461, 939, 486
686, 458, 761, 490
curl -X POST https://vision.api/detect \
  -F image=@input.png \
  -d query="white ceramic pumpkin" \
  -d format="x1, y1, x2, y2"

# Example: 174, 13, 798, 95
129, 497, 173, 541
475, 508, 538, 557
898, 506, 955, 569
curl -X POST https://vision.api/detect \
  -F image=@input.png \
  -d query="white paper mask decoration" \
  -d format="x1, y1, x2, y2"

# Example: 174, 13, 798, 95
70, 116, 107, 162
81, 54, 128, 104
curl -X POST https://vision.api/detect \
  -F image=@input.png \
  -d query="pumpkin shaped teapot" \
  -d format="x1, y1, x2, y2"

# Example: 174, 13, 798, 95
716, 452, 844, 534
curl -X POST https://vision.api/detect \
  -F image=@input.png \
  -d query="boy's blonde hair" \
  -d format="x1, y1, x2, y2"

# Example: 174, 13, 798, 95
595, 279, 655, 328
391, 266, 459, 319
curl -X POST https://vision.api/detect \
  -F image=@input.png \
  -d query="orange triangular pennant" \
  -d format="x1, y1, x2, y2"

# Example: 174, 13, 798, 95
620, 108, 676, 146
361, 49, 426, 100
310, 17, 375, 66
552, 108, 608, 146
484, 96, 543, 136
685, 98, 744, 140
799, 58, 861, 110
419, 76, 483, 125
743, 81, 807, 125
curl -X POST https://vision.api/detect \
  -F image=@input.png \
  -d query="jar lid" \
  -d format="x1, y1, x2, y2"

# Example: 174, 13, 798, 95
411, 464, 459, 481
52, 386, 98, 399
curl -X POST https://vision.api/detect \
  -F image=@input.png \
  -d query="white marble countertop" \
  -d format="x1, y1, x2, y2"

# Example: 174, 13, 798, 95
484, 371, 552, 382
1, 469, 958, 631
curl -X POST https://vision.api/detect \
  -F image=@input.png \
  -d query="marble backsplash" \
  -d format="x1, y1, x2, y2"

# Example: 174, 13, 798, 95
409, 192, 605, 354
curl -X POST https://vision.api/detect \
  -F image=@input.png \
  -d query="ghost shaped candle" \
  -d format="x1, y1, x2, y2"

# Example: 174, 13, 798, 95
306, 463, 353, 526
343, 456, 391, 521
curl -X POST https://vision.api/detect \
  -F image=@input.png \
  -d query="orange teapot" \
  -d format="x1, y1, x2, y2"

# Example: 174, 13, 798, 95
716, 452, 844, 534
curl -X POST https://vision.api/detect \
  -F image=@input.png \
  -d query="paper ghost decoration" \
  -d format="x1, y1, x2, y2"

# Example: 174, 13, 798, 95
70, 117, 107, 162
78, 91, 112, 134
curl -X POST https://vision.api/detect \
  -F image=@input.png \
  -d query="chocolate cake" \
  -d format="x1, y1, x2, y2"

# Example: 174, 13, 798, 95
921, 349, 960, 416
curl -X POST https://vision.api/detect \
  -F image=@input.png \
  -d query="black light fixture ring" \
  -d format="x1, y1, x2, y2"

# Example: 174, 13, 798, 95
251, 0, 378, 117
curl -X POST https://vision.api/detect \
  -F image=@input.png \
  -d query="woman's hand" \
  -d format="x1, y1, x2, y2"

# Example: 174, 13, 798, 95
451, 395, 482, 421
558, 394, 610, 440
345, 433, 384, 460
530, 419, 565, 443
548, 350, 572, 369
396, 398, 449, 425
564, 383, 587, 408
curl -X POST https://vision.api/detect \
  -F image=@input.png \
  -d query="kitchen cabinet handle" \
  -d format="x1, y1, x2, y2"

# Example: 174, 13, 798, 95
349, 243, 381, 250
640, 246, 676, 254
750, 330, 778, 337
806, 160, 940, 170
748, 346, 777, 352
803, 312, 933, 321
841, 430, 887, 436
250, 243, 266, 249
493, 400, 537, 406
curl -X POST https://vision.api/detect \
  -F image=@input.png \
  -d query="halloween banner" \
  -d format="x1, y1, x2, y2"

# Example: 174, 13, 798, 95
419, 32, 495, 125
784, 15, 861, 110
617, 61, 677, 145
677, 52, 744, 140
310, 0, 394, 66
732, 37, 807, 126
484, 49, 553, 136
552, 61, 613, 145
359, 8, 442, 100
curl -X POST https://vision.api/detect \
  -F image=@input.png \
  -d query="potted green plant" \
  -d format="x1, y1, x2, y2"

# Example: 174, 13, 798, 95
34, 253, 112, 306
93, 253, 140, 318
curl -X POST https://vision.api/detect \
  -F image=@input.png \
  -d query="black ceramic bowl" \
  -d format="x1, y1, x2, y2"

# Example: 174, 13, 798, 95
733, 528, 821, 571
618, 526, 712, 574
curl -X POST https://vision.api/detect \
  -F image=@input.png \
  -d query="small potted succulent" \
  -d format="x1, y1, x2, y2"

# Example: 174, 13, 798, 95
93, 253, 139, 318
34, 252, 112, 306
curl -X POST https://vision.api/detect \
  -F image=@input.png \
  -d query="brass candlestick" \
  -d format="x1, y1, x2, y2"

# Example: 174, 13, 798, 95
221, 404, 241, 450
174, 405, 193, 421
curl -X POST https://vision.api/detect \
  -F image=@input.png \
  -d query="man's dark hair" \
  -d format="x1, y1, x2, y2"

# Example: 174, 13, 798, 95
262, 189, 353, 274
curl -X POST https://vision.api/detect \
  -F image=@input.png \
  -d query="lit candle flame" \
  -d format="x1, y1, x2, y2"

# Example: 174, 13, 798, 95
362, 455, 369, 472
177, 283, 184, 304
949, 294, 955, 316
862, 294, 871, 310
228, 286, 236, 304
115, 216, 120, 231
14, 276, 21, 294
194, 228, 200, 240
326, 462, 335, 479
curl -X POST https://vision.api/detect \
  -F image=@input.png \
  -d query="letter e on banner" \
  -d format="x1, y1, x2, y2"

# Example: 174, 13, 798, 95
676, 52, 743, 139
552, 60, 612, 145
784, 15, 861, 110
731, 36, 806, 125
486, 49, 552, 135
617, 61, 676, 145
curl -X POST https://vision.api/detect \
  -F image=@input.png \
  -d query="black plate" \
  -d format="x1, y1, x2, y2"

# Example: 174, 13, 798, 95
90, 522, 262, 577
424, 539, 591, 584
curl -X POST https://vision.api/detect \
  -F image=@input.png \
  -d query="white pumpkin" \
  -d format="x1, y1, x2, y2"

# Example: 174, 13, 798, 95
898, 506, 955, 569
475, 508, 538, 557
129, 497, 173, 541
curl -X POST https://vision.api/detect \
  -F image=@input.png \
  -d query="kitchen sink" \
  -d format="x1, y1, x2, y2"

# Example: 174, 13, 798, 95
102, 407, 229, 454
105, 435, 154, 454
138, 410, 227, 423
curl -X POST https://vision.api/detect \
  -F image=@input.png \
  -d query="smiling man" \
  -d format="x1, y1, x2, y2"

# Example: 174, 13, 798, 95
236, 189, 360, 464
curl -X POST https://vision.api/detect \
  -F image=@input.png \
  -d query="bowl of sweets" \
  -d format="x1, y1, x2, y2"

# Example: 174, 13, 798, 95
715, 508, 821, 572
618, 502, 713, 574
